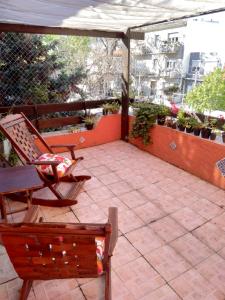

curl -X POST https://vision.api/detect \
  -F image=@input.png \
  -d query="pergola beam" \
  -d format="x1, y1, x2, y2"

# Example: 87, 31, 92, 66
130, 7, 225, 30
0, 23, 144, 40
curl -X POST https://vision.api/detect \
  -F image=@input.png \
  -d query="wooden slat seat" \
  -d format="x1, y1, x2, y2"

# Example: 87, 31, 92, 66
0, 207, 118, 300
0, 113, 91, 207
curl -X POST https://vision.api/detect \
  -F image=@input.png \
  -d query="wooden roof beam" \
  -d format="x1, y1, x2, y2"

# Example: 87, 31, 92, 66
0, 23, 144, 40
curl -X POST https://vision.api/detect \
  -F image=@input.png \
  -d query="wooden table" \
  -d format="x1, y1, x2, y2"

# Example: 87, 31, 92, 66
0, 165, 43, 221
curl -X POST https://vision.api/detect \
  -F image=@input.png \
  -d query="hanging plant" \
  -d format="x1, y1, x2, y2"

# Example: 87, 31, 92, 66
131, 103, 158, 145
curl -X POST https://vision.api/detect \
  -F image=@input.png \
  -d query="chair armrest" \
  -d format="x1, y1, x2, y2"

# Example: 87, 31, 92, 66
23, 205, 40, 223
50, 144, 76, 160
28, 160, 60, 182
108, 207, 118, 256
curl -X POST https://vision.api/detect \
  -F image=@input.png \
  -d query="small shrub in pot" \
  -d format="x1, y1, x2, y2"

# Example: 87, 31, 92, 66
157, 105, 170, 125
177, 110, 186, 131
222, 124, 225, 143
102, 103, 111, 115
83, 115, 97, 130
165, 116, 176, 129
108, 102, 120, 114
201, 119, 212, 139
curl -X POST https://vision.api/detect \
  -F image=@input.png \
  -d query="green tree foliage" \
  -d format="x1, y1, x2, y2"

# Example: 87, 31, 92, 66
185, 68, 225, 112
43, 35, 90, 73
0, 33, 87, 106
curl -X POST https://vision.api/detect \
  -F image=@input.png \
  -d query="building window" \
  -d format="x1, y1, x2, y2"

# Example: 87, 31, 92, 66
153, 59, 158, 69
167, 60, 177, 70
168, 32, 179, 43
154, 35, 160, 47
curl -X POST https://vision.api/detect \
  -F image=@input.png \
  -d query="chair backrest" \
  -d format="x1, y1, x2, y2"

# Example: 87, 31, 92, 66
0, 113, 52, 163
0, 222, 111, 280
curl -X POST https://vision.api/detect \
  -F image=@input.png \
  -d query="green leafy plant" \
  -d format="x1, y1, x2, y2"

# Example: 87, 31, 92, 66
83, 115, 97, 125
102, 102, 120, 114
185, 68, 225, 112
185, 116, 199, 129
107, 102, 120, 114
131, 103, 157, 145
165, 116, 177, 128
187, 116, 201, 129
0, 32, 86, 106
177, 110, 186, 127
208, 118, 218, 129
157, 104, 170, 117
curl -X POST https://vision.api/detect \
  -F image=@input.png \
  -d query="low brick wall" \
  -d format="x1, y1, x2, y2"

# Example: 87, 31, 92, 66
129, 117, 225, 190
36, 114, 121, 153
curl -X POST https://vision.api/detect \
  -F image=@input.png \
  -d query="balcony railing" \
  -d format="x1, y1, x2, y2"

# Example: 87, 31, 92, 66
158, 41, 183, 54
0, 99, 119, 131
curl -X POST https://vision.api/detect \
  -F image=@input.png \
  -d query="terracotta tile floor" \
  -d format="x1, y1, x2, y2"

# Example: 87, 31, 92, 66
1, 140, 225, 300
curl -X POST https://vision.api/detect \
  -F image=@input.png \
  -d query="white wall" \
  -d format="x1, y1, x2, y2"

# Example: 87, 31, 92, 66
183, 17, 225, 73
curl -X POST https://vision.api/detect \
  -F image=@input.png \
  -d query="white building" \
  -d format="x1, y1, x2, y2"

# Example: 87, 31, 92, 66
131, 12, 225, 102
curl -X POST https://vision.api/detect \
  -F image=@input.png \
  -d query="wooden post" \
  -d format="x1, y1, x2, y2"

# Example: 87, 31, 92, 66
121, 31, 130, 141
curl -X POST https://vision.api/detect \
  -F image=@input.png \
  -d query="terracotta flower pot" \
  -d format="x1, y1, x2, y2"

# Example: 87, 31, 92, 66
157, 115, 166, 125
201, 127, 211, 139
178, 124, 185, 131
186, 127, 193, 133
210, 132, 216, 140
103, 109, 108, 115
85, 123, 94, 130
193, 128, 201, 136
222, 132, 225, 143
171, 123, 177, 129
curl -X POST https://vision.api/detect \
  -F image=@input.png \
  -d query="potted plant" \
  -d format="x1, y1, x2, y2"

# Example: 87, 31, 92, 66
201, 118, 212, 139
108, 102, 120, 114
157, 105, 170, 125
210, 128, 219, 141
185, 117, 193, 133
185, 116, 199, 133
222, 124, 225, 143
208, 119, 218, 140
83, 115, 96, 130
131, 102, 157, 145
102, 103, 111, 115
192, 119, 202, 136
165, 116, 176, 129
177, 110, 186, 131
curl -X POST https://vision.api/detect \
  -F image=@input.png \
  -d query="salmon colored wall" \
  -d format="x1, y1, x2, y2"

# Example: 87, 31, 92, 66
36, 114, 121, 153
129, 117, 225, 190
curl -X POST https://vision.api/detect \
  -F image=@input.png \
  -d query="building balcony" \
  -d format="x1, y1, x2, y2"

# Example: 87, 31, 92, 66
0, 113, 225, 299
156, 41, 183, 55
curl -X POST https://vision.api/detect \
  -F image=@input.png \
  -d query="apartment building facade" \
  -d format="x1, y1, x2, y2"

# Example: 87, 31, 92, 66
131, 15, 224, 102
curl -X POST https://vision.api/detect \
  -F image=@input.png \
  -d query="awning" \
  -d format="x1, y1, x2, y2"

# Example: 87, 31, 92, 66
0, 0, 224, 35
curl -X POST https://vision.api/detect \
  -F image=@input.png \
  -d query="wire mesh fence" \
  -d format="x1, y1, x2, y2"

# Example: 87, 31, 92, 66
0, 32, 123, 107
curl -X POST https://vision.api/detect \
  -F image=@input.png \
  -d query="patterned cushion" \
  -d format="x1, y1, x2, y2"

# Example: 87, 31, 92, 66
96, 237, 105, 275
36, 153, 73, 177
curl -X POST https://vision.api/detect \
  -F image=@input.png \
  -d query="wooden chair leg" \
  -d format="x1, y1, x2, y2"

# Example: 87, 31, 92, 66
20, 280, 33, 300
105, 257, 112, 300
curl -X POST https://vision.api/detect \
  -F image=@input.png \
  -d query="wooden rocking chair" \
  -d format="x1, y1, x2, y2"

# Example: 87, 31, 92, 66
0, 113, 91, 207
0, 207, 118, 300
